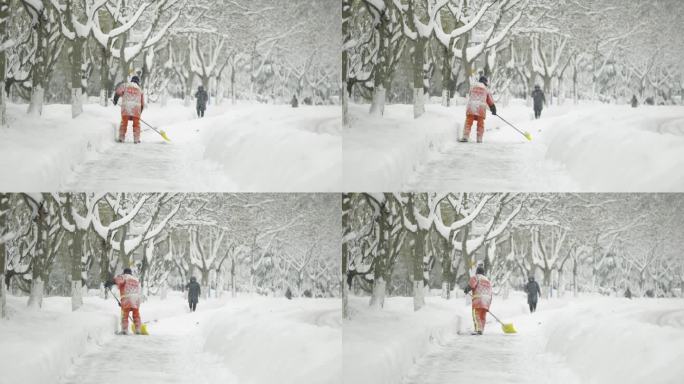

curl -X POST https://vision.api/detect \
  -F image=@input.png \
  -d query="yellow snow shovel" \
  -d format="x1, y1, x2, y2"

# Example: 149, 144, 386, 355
140, 118, 171, 142
108, 288, 149, 335
487, 310, 517, 334
496, 115, 532, 141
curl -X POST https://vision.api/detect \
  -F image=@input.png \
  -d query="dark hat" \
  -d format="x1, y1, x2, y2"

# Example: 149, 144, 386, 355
123, 268, 132, 275
479, 76, 488, 86
190, 276, 196, 282
476, 265, 485, 275
534, 84, 541, 89
130, 76, 140, 85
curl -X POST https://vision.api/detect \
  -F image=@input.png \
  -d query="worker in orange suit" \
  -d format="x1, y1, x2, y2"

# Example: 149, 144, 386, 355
460, 76, 497, 143
464, 265, 493, 335
113, 76, 144, 144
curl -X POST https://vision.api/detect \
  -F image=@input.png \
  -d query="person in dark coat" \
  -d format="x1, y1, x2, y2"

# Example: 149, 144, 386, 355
186, 276, 201, 312
291, 94, 299, 108
531, 85, 546, 119
195, 86, 208, 118
524, 276, 542, 313
625, 287, 632, 299
631, 95, 638, 108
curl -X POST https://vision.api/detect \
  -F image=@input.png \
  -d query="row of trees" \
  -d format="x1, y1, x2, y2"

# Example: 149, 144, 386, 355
0, 0, 339, 126
342, 193, 684, 318
0, 193, 340, 318
342, 0, 684, 123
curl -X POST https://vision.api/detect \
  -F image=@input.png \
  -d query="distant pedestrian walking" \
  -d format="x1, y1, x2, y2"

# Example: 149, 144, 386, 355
524, 276, 541, 313
291, 94, 299, 108
195, 86, 208, 118
531, 85, 546, 119
631, 95, 638, 108
186, 276, 201, 312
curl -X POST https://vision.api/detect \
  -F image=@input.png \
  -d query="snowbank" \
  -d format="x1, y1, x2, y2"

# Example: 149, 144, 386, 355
344, 101, 684, 191
343, 296, 469, 384
344, 104, 456, 191
544, 298, 684, 384
200, 297, 342, 384
0, 101, 341, 191
200, 104, 341, 192
0, 104, 116, 191
543, 105, 684, 191
0, 295, 116, 384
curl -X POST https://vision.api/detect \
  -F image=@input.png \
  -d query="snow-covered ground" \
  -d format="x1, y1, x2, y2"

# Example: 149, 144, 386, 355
343, 293, 684, 384
344, 101, 684, 191
0, 292, 341, 384
0, 101, 341, 192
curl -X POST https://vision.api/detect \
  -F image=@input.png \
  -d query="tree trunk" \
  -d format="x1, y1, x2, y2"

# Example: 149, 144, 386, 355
28, 277, 44, 309
70, 230, 84, 311
71, 38, 84, 118
100, 47, 110, 107
412, 230, 426, 311
27, 86, 45, 116
544, 75, 552, 106
230, 257, 236, 298
0, 194, 7, 318
413, 37, 426, 119
369, 276, 386, 309
201, 269, 209, 299
572, 258, 578, 297
369, 85, 386, 116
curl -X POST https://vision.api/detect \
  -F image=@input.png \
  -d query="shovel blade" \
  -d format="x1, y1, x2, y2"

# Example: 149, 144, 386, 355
501, 322, 517, 334
131, 323, 150, 335
159, 130, 171, 142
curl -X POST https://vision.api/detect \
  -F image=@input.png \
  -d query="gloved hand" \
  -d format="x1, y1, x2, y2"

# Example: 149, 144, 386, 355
490, 104, 497, 115
464, 286, 472, 294
104, 280, 113, 289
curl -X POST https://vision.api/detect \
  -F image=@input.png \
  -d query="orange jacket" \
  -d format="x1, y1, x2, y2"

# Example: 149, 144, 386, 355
469, 274, 493, 310
113, 273, 142, 309
466, 83, 495, 119
115, 82, 144, 118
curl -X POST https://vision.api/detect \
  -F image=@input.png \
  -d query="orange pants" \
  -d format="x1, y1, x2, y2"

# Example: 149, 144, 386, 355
121, 307, 141, 333
119, 115, 141, 142
463, 114, 485, 142
472, 307, 488, 332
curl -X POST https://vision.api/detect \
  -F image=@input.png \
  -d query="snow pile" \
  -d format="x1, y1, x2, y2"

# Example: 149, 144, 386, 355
0, 104, 116, 191
200, 297, 341, 384
345, 101, 684, 191
343, 296, 468, 384
543, 105, 684, 191
0, 101, 341, 191
0, 295, 116, 384
344, 104, 456, 191
544, 298, 684, 384
200, 104, 341, 192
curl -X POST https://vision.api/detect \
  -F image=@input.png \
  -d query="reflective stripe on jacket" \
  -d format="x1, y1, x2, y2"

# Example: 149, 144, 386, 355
466, 83, 495, 118
469, 274, 493, 310
115, 83, 144, 117
114, 273, 142, 309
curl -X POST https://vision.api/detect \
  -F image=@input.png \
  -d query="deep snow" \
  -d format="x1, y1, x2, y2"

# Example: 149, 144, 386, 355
0, 292, 341, 384
344, 101, 684, 191
343, 293, 684, 384
0, 101, 341, 192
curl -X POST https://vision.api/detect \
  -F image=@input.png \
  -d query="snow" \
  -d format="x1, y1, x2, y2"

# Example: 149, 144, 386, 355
344, 101, 684, 191
0, 101, 340, 191
0, 293, 341, 384
343, 292, 684, 384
